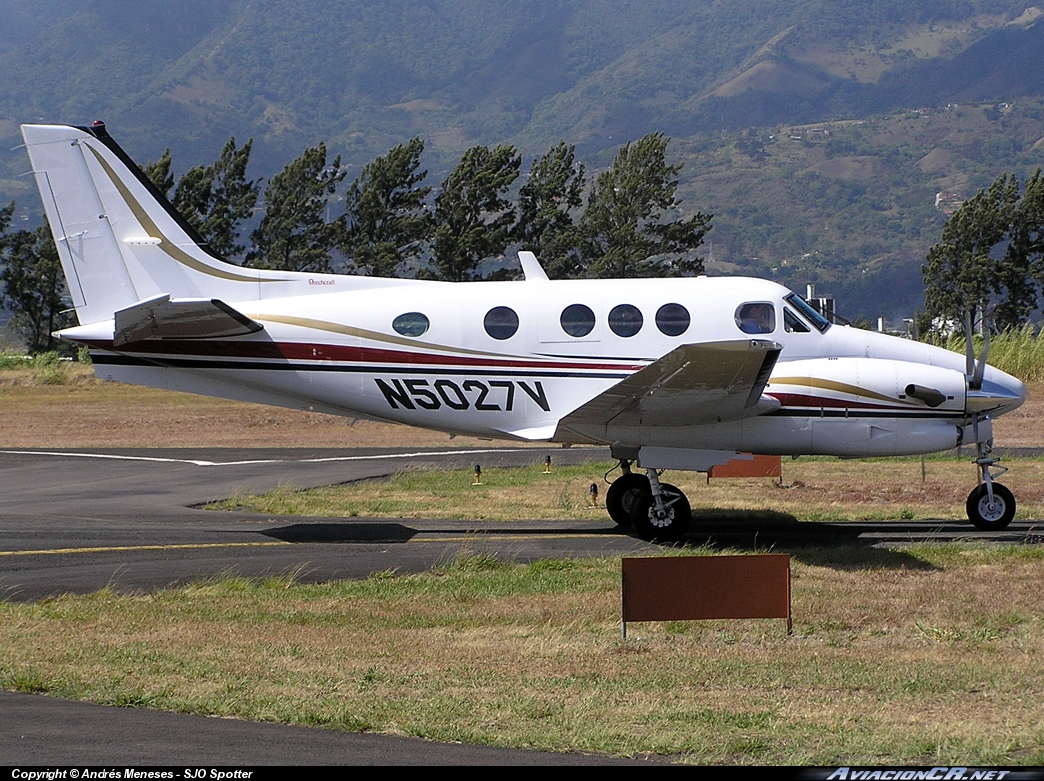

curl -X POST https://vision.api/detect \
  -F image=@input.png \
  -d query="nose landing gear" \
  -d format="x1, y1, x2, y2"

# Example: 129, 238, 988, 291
967, 440, 1015, 530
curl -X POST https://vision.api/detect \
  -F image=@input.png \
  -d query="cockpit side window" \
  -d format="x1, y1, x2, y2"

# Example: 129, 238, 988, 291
784, 293, 830, 333
735, 302, 776, 334
783, 307, 811, 333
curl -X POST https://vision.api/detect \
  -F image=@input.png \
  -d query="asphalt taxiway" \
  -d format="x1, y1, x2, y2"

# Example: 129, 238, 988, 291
0, 446, 656, 601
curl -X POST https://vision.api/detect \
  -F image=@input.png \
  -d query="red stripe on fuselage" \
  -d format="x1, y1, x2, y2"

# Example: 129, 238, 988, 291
81, 338, 646, 372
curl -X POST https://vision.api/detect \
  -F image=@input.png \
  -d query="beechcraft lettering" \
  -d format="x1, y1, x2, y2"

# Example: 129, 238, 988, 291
375, 378, 550, 412
21, 121, 1027, 542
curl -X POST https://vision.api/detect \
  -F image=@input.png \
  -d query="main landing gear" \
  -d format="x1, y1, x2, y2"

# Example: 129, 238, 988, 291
605, 461, 691, 542
966, 439, 1015, 531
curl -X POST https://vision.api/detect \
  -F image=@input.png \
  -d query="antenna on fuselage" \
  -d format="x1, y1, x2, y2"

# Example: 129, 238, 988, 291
518, 251, 549, 282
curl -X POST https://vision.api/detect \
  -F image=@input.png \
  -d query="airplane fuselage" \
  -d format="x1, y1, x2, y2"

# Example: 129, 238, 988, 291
66, 274, 1024, 462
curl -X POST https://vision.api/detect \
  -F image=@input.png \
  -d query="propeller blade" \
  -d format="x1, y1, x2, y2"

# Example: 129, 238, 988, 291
963, 310, 975, 380
972, 319, 990, 391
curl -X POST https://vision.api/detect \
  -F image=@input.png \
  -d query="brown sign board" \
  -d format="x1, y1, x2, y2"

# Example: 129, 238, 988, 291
708, 454, 782, 479
621, 555, 791, 634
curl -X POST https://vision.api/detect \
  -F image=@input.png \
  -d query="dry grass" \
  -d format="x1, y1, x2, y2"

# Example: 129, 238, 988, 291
0, 366, 511, 449
2, 548, 1043, 763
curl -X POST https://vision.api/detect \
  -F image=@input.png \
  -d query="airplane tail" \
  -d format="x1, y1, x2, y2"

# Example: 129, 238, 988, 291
21, 122, 271, 327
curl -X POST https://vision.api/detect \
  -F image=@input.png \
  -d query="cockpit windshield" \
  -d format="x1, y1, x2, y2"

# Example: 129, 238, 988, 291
784, 293, 831, 333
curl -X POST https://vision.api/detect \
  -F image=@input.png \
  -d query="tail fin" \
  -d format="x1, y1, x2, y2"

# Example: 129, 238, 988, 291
21, 122, 269, 326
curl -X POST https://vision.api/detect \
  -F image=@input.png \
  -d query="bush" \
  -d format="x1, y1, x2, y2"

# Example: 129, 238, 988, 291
32, 351, 69, 385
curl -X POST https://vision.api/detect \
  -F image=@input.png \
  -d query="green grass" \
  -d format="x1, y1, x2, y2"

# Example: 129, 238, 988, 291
0, 351, 32, 370
0, 349, 85, 384
2, 547, 1044, 763
207, 454, 1044, 523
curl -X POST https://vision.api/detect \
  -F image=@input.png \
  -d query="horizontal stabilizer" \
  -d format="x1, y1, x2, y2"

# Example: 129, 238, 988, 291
113, 295, 263, 346
556, 339, 781, 439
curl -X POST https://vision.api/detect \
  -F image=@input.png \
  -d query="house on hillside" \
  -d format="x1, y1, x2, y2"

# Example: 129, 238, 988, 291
935, 192, 964, 214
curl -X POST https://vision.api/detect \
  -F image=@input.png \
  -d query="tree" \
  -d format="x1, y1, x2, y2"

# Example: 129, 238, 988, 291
514, 142, 585, 279
248, 143, 345, 273
922, 174, 1025, 332
341, 138, 432, 277
735, 129, 767, 163
579, 133, 711, 278
172, 163, 213, 237
430, 145, 521, 282
172, 138, 259, 258
1014, 168, 1044, 293
1, 217, 74, 355
141, 149, 174, 198
0, 201, 11, 239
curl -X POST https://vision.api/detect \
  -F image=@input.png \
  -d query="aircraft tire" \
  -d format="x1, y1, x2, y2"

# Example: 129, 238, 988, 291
966, 483, 1016, 530
605, 473, 650, 527
630, 483, 691, 542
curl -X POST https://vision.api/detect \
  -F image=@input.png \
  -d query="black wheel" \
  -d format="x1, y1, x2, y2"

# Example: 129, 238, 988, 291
605, 472, 650, 527
966, 483, 1016, 530
629, 483, 691, 542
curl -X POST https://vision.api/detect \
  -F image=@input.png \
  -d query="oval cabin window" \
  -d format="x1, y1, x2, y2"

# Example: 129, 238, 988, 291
655, 303, 690, 337
392, 312, 430, 337
484, 306, 519, 340
608, 304, 643, 337
560, 304, 596, 337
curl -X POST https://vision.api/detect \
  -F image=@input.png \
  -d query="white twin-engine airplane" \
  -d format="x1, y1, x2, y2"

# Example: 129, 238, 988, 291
21, 121, 1027, 541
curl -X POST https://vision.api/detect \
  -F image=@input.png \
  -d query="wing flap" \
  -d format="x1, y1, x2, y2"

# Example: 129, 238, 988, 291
113, 295, 263, 346
557, 339, 781, 437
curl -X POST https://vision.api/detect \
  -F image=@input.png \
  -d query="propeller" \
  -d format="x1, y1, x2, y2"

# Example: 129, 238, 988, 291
963, 309, 990, 391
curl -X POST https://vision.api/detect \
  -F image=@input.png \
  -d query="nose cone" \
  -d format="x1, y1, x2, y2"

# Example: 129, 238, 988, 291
967, 368, 1026, 416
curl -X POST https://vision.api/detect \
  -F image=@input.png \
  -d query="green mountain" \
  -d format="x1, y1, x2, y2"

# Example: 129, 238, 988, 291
2, 0, 1043, 320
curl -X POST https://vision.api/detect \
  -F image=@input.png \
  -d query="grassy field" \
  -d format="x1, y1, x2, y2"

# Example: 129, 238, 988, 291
2, 547, 1043, 764
209, 456, 1044, 523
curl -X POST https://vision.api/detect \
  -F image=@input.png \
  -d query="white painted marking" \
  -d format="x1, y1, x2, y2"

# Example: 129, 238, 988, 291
0, 448, 549, 468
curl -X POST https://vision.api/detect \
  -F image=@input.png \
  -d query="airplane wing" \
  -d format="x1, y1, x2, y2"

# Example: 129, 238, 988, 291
554, 339, 781, 441
113, 295, 263, 346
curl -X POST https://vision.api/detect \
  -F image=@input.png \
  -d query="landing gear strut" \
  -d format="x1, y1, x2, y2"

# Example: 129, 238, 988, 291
966, 438, 1015, 530
605, 462, 691, 542
631, 470, 691, 542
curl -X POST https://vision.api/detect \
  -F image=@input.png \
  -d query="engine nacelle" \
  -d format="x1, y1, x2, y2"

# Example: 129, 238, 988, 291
766, 357, 967, 457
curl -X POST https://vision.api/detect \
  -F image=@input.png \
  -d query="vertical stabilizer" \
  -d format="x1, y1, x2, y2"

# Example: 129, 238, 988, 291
21, 122, 267, 326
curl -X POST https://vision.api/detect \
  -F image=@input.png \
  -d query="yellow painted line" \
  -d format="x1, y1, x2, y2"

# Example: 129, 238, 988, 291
0, 533, 618, 557
0, 542, 290, 557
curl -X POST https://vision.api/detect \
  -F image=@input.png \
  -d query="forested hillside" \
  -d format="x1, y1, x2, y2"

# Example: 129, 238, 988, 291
1, 0, 1043, 320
